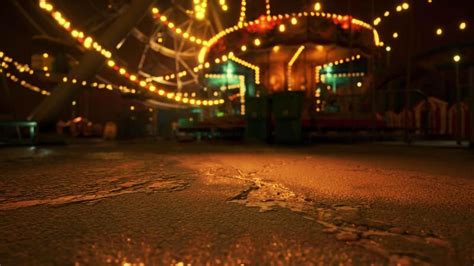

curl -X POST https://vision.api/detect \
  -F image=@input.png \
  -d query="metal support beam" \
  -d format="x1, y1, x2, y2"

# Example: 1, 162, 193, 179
29, 0, 156, 125
469, 67, 474, 148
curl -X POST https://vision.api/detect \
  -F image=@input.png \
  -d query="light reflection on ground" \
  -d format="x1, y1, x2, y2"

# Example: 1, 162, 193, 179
0, 142, 472, 265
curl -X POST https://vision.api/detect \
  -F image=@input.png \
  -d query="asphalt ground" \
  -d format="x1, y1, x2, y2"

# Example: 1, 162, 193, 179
0, 141, 473, 265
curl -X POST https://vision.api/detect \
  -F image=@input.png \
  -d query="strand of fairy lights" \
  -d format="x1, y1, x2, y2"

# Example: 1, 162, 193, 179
40, 0, 236, 99
238, 0, 247, 25
288, 45, 305, 90
200, 11, 379, 63
265, 0, 271, 16
40, 0, 380, 107
377, 1, 468, 53
228, 55, 260, 85
41, 0, 378, 89
38, 0, 223, 107
38, 1, 185, 84
150, 7, 208, 46
0, 53, 50, 95
193, 0, 208, 20
218, 0, 228, 11
4, 71, 51, 96
1, 51, 136, 94
2, 49, 224, 106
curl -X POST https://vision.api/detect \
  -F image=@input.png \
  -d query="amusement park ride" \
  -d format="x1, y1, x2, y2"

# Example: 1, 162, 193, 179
1, 0, 472, 143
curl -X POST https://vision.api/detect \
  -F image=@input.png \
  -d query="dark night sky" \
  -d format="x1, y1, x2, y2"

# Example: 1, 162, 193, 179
1, 0, 473, 74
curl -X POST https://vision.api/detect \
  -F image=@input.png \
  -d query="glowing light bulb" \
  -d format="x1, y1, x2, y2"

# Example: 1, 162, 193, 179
254, 38, 261, 46
453, 55, 461, 63
279, 24, 286, 32
459, 22, 467, 30
436, 28, 443, 36
314, 2, 322, 11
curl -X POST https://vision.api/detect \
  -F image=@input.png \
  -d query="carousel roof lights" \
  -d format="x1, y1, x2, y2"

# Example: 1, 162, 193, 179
229, 55, 260, 85
200, 11, 379, 63
288, 46, 305, 67
288, 45, 305, 90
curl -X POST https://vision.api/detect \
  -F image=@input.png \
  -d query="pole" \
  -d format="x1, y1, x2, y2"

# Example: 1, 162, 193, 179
469, 67, 474, 148
349, 0, 355, 142
455, 63, 461, 145
370, 0, 377, 140
30, 0, 156, 126
404, 0, 415, 144
0, 71, 17, 119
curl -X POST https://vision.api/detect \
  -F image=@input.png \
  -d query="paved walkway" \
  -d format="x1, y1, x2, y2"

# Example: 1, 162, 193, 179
0, 141, 473, 265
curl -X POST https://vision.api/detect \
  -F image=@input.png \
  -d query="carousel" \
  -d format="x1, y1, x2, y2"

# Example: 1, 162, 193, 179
199, 11, 382, 117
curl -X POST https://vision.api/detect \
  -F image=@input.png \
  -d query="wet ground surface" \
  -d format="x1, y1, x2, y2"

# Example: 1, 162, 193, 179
0, 141, 473, 265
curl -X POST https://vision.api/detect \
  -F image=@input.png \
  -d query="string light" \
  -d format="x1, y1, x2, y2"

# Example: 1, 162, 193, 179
265, 0, 271, 16
4, 52, 137, 94
239, 0, 247, 24
239, 76, 246, 114
314, 2, 322, 12
288, 46, 305, 90
193, 0, 208, 20
436, 28, 443, 36
459, 22, 467, 30
254, 38, 261, 46
218, 0, 228, 12
392, 32, 399, 39
4, 50, 224, 106
453, 55, 461, 63
200, 11, 378, 63
39, 0, 384, 108
229, 55, 260, 85
279, 24, 286, 32
320, 72, 365, 78
151, 7, 207, 46
39, 0, 112, 59
8, 73, 51, 95
38, 1, 223, 106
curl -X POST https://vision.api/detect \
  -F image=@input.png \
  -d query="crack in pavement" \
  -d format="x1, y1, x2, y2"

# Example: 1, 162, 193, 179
0, 174, 191, 211
203, 165, 456, 265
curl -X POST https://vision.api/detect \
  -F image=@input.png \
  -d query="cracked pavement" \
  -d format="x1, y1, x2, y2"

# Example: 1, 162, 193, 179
0, 141, 473, 265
